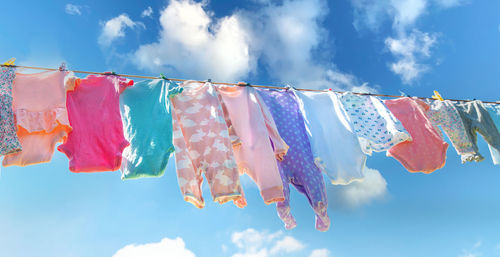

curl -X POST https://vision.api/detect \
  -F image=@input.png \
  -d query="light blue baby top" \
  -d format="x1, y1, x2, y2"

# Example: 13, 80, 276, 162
486, 104, 500, 165
120, 79, 183, 179
293, 90, 367, 185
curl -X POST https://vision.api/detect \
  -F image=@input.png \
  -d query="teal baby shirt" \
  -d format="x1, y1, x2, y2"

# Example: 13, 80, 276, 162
120, 79, 183, 179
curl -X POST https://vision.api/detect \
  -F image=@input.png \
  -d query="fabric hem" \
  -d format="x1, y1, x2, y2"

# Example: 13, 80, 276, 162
387, 142, 448, 173
261, 186, 285, 204
213, 193, 243, 206
184, 194, 205, 209
120, 145, 174, 180
0, 143, 21, 156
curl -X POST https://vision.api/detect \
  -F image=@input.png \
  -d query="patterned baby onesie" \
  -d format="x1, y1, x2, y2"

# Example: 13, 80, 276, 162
339, 92, 411, 155
293, 90, 366, 185
216, 85, 287, 204
454, 100, 500, 165
486, 104, 500, 165
0, 67, 22, 155
426, 100, 482, 163
256, 88, 330, 232
171, 81, 245, 209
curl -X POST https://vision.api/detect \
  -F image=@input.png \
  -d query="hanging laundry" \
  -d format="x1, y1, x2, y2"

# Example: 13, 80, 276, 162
3, 71, 71, 167
339, 92, 411, 155
171, 81, 246, 209
384, 98, 448, 173
426, 100, 483, 163
216, 85, 287, 204
119, 79, 183, 179
0, 67, 22, 155
293, 90, 366, 185
256, 88, 330, 232
454, 100, 500, 165
485, 104, 500, 165
57, 75, 132, 172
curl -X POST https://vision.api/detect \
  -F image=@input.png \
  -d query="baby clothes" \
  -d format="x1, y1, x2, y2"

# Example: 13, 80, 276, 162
454, 100, 500, 165
486, 104, 500, 165
120, 79, 183, 179
58, 75, 132, 172
171, 81, 245, 209
3, 71, 71, 167
426, 100, 482, 163
339, 92, 411, 155
216, 85, 287, 204
256, 88, 330, 232
293, 90, 366, 185
385, 98, 448, 173
0, 67, 22, 155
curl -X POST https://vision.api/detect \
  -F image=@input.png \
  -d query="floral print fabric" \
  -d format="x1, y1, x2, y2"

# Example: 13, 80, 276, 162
455, 100, 500, 165
426, 100, 482, 163
0, 67, 22, 155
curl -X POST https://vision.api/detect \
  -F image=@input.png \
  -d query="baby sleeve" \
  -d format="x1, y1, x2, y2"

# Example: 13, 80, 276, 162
215, 87, 242, 148
253, 88, 289, 157
116, 76, 134, 93
64, 75, 80, 92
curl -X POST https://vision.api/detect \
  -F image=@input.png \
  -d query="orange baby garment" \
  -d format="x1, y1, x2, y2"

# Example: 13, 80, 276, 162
57, 75, 132, 172
3, 71, 71, 167
385, 98, 448, 173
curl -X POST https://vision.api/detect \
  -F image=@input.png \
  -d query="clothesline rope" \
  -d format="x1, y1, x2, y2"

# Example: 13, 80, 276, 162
2, 64, 499, 104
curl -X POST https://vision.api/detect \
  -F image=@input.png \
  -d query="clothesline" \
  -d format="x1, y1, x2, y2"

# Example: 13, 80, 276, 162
1, 64, 499, 104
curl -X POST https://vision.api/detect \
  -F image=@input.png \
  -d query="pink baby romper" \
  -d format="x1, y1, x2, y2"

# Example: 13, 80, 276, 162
57, 75, 132, 172
385, 97, 448, 173
3, 70, 71, 167
216, 84, 288, 205
171, 81, 245, 209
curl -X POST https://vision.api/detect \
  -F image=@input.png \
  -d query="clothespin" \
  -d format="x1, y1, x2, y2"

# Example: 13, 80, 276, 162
103, 71, 118, 76
207, 78, 212, 83
2, 58, 16, 66
399, 90, 410, 97
328, 88, 333, 91
159, 73, 168, 80
237, 82, 249, 87
284, 84, 296, 91
431, 90, 444, 101
59, 62, 67, 71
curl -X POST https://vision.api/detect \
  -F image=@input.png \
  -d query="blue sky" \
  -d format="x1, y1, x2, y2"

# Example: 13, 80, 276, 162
0, 0, 499, 256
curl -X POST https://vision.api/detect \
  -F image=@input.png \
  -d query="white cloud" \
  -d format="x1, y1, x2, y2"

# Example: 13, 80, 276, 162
309, 248, 331, 257
269, 236, 305, 255
112, 237, 196, 257
385, 30, 437, 84
328, 166, 388, 208
230, 229, 305, 257
132, 0, 372, 90
435, 0, 464, 8
459, 252, 479, 257
141, 6, 153, 18
349, 0, 463, 84
98, 14, 144, 47
351, 0, 464, 32
239, 0, 369, 90
65, 4, 82, 15
134, 0, 252, 82
458, 240, 482, 257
